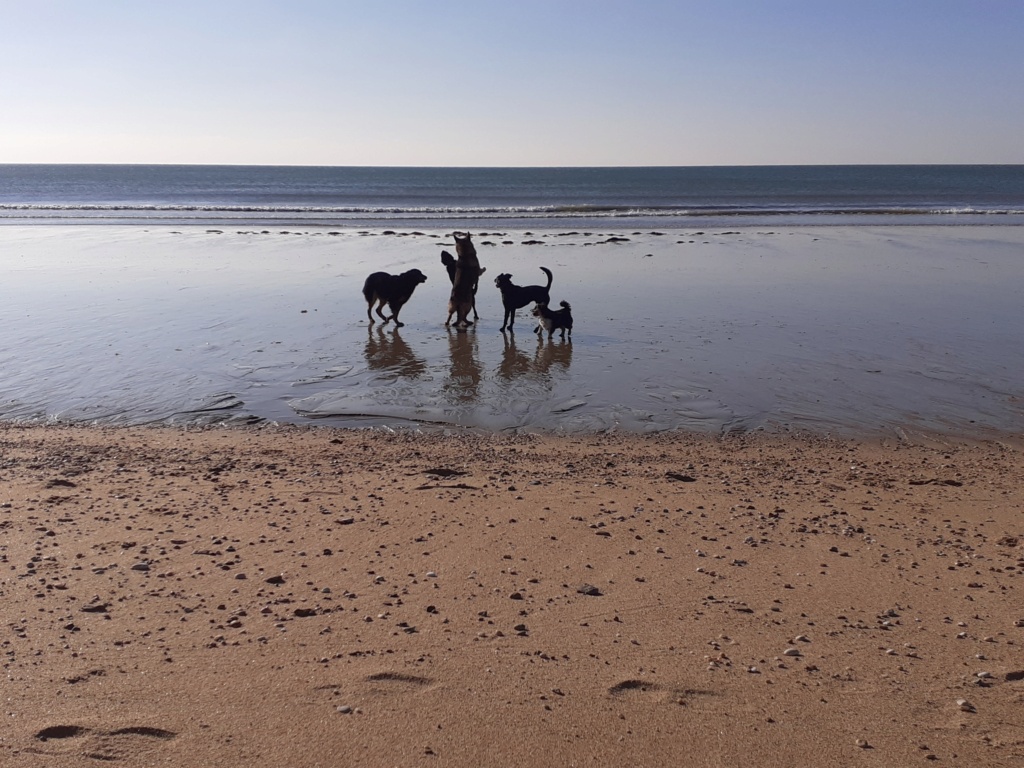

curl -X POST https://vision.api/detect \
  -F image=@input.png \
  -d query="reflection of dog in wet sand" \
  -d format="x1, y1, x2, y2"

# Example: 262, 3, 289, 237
446, 233, 481, 330
441, 249, 485, 325
533, 300, 573, 339
498, 330, 572, 380
362, 269, 427, 327
364, 326, 426, 378
445, 326, 482, 402
494, 267, 553, 332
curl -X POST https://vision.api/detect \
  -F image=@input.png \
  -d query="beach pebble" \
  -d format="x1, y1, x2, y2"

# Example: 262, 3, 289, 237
956, 698, 976, 713
855, 738, 870, 749
783, 648, 801, 657
131, 562, 150, 572
337, 705, 353, 714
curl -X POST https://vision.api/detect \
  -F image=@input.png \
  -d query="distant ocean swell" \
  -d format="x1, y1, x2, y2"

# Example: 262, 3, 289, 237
3, 164, 1022, 227
2, 203, 1022, 220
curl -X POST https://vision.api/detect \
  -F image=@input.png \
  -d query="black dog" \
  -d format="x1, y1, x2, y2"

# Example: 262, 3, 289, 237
362, 269, 427, 327
532, 300, 573, 339
441, 249, 485, 325
494, 266, 553, 332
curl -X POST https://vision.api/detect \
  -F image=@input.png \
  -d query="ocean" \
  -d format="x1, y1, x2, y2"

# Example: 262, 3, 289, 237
1, 164, 1023, 228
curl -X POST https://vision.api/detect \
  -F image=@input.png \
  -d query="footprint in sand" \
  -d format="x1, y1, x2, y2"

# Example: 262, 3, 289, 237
608, 679, 713, 705
29, 724, 177, 761
365, 672, 433, 687
316, 672, 435, 707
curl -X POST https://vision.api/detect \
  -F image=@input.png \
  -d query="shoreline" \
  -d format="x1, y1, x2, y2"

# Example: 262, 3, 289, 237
3, 421, 1023, 766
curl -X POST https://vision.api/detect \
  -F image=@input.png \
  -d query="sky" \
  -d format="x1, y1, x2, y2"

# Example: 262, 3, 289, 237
2, 0, 1022, 166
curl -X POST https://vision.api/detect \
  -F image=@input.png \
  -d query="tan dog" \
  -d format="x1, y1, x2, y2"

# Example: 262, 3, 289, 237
441, 248, 485, 325
446, 233, 481, 330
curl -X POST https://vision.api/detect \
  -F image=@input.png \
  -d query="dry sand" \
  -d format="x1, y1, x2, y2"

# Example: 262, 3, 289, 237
3, 423, 1023, 766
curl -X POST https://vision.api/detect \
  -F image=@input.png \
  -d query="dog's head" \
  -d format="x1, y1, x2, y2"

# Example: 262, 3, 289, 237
453, 232, 476, 260
404, 269, 428, 284
531, 302, 546, 317
495, 273, 513, 289
440, 250, 456, 267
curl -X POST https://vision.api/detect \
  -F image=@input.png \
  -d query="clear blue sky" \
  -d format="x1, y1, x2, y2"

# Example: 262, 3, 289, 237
2, 0, 1022, 166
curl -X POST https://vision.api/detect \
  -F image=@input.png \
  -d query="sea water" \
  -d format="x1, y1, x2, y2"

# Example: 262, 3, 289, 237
2, 164, 1023, 228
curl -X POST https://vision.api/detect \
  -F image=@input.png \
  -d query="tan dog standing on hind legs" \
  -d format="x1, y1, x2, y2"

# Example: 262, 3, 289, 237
446, 232, 481, 330
441, 248, 485, 325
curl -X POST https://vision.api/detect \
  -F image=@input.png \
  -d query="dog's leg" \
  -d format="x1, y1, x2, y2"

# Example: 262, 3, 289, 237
375, 299, 389, 323
390, 301, 406, 328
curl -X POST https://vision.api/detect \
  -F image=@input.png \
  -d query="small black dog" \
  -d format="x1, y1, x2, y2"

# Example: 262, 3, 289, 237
441, 249, 485, 325
532, 300, 573, 339
495, 266, 553, 332
362, 269, 427, 327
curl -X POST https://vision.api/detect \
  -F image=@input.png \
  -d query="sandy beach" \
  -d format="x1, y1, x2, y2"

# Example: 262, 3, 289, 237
2, 224, 1024, 766
2, 423, 1023, 766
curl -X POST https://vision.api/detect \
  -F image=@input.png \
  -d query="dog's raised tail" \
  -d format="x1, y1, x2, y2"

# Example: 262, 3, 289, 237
559, 300, 570, 311
540, 266, 553, 289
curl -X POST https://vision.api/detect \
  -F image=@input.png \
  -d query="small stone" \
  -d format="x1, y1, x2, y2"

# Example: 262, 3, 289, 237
131, 562, 150, 572
337, 705, 353, 714
855, 738, 869, 749
783, 648, 801, 657
956, 698, 975, 712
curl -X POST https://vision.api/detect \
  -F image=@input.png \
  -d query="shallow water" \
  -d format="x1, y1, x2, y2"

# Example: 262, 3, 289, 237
2, 225, 1022, 436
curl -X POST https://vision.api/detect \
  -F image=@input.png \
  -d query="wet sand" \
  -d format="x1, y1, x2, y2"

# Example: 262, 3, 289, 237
2, 224, 1023, 435
2, 423, 1023, 766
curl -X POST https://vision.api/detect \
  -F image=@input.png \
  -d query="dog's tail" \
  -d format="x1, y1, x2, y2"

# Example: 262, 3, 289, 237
559, 300, 571, 311
361, 277, 375, 303
540, 266, 553, 289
